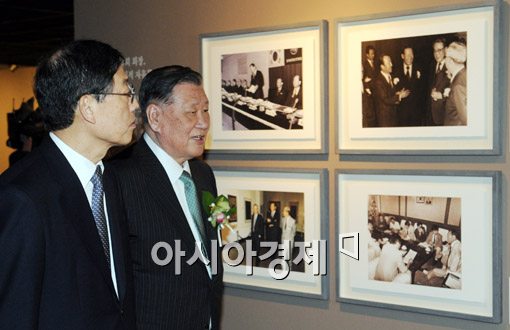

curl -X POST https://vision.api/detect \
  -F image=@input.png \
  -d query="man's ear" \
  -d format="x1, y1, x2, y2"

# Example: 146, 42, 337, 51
77, 94, 96, 124
147, 104, 162, 132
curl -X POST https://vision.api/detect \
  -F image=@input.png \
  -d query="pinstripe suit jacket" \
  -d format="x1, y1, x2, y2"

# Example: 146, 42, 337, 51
110, 138, 223, 330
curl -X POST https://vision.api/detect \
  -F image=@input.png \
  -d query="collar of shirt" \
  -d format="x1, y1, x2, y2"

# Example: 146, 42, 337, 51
144, 132, 191, 182
50, 132, 102, 193
380, 71, 391, 83
449, 66, 463, 82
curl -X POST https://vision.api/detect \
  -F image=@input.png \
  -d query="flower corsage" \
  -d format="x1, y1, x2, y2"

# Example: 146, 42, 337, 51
202, 191, 236, 246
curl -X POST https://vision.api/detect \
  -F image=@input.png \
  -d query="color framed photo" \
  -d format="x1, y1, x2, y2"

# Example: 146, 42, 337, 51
336, 170, 501, 322
336, 1, 501, 154
201, 21, 328, 154
212, 167, 328, 299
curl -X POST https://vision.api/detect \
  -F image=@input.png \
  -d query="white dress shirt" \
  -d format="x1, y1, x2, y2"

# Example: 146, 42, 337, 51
404, 64, 413, 77
435, 59, 445, 73
49, 132, 119, 297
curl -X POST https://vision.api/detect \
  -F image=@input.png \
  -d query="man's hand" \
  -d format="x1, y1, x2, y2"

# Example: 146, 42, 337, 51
396, 88, 410, 101
431, 88, 443, 101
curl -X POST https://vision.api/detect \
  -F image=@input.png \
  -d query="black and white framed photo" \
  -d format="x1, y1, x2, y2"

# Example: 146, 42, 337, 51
336, 170, 501, 322
336, 1, 501, 154
201, 21, 328, 154
212, 167, 328, 299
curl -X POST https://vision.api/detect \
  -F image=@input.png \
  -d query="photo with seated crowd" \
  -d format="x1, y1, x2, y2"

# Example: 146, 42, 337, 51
367, 195, 461, 289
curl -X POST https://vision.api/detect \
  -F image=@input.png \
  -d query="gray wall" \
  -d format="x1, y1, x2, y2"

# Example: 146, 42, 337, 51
75, 0, 510, 329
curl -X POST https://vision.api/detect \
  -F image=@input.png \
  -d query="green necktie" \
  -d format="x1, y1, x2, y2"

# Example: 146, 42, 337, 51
179, 171, 208, 257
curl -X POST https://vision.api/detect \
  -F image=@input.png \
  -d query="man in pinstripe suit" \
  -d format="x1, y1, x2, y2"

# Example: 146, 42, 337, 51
111, 66, 223, 329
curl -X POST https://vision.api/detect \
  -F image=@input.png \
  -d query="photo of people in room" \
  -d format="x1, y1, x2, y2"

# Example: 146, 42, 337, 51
219, 190, 305, 273
361, 32, 467, 128
367, 194, 461, 289
221, 48, 303, 130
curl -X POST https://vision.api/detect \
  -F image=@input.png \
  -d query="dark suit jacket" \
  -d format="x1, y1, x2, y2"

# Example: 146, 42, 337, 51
394, 63, 425, 126
444, 68, 467, 126
427, 61, 450, 125
249, 70, 265, 99
110, 138, 223, 330
362, 58, 377, 92
373, 72, 400, 127
362, 59, 378, 127
0, 137, 135, 329
265, 210, 280, 242
268, 88, 288, 106
251, 213, 264, 239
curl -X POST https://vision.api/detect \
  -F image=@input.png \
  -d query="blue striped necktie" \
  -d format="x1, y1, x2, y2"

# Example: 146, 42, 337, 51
90, 165, 111, 268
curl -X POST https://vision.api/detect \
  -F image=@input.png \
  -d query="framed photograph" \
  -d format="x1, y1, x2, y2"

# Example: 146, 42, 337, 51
201, 21, 328, 154
213, 167, 328, 299
336, 1, 501, 154
227, 194, 237, 222
336, 170, 501, 322
244, 199, 252, 220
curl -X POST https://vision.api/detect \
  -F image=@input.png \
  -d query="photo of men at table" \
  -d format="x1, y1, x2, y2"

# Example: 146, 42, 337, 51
219, 189, 305, 272
221, 48, 304, 130
367, 194, 462, 289
361, 31, 467, 128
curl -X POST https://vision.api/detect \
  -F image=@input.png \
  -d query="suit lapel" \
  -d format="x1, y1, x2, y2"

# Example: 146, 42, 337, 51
190, 165, 212, 257
103, 166, 126, 303
134, 140, 197, 254
190, 161, 218, 240
380, 73, 393, 93
381, 73, 391, 88
40, 138, 117, 297
190, 162, 222, 280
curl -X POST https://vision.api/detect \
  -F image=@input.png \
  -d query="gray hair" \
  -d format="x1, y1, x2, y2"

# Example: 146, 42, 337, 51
446, 42, 467, 64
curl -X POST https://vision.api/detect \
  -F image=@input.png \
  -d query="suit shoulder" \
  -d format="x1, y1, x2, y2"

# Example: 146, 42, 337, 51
107, 156, 138, 172
189, 159, 217, 193
0, 181, 41, 209
0, 175, 47, 233
189, 158, 212, 171
457, 69, 467, 83
0, 150, 50, 192
107, 145, 142, 173
107, 139, 157, 170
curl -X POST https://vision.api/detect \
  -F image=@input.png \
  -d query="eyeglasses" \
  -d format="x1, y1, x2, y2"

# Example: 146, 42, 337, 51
93, 83, 136, 104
